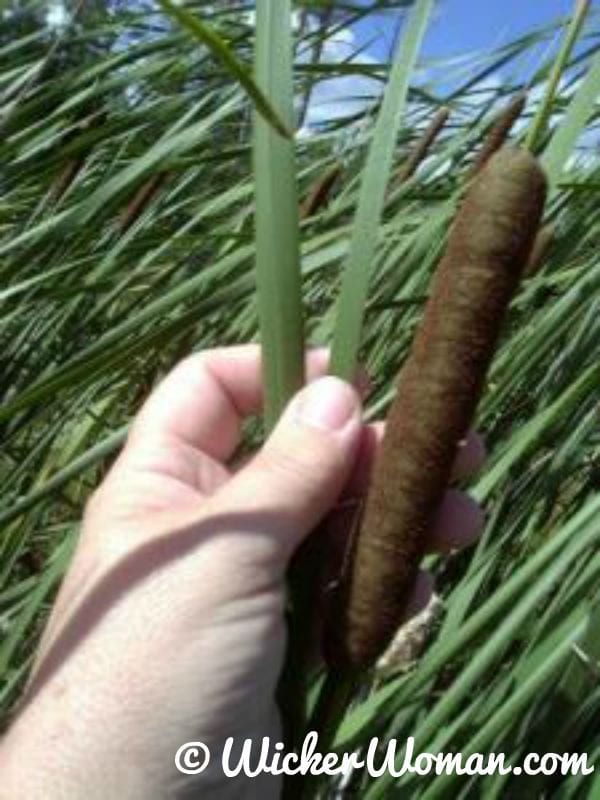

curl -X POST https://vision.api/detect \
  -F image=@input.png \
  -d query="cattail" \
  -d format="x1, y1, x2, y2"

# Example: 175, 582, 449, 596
299, 163, 341, 220
396, 106, 450, 184
49, 109, 105, 204
325, 147, 547, 671
524, 224, 554, 277
119, 171, 169, 233
50, 157, 87, 203
470, 92, 527, 177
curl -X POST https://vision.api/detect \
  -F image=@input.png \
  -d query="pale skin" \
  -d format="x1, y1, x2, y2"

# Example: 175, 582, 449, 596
1, 345, 484, 799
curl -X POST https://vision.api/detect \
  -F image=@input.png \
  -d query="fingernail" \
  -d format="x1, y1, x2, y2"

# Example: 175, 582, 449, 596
294, 376, 359, 431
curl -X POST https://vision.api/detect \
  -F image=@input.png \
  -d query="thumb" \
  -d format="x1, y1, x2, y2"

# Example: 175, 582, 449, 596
214, 376, 362, 563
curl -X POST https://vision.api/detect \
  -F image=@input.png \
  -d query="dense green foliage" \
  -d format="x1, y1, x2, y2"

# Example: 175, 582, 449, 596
2, 1, 600, 796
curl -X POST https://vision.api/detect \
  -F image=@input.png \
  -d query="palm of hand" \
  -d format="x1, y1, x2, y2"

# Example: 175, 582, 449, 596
2, 346, 483, 800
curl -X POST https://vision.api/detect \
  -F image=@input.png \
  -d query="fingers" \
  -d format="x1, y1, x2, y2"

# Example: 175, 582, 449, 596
426, 489, 484, 553
345, 426, 486, 497
127, 345, 330, 463
323, 488, 483, 581
453, 431, 486, 482
325, 431, 485, 568
212, 377, 363, 562
401, 570, 435, 622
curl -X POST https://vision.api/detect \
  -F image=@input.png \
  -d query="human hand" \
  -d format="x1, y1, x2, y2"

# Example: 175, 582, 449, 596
1, 345, 484, 799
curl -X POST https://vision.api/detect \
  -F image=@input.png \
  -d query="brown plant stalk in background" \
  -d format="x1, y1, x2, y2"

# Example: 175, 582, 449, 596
299, 162, 342, 220
470, 91, 527, 176
325, 146, 547, 671
119, 171, 169, 233
396, 105, 450, 184
49, 109, 106, 204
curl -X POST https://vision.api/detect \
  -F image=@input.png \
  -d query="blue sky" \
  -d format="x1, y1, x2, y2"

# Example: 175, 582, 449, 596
422, 0, 574, 59
304, 0, 591, 130
357, 0, 577, 61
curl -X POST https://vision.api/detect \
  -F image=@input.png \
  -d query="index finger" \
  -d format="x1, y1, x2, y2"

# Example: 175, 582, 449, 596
127, 344, 330, 463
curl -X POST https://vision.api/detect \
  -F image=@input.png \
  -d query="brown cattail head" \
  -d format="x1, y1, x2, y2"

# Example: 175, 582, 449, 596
470, 92, 527, 177
300, 163, 342, 220
325, 147, 547, 672
396, 106, 450, 184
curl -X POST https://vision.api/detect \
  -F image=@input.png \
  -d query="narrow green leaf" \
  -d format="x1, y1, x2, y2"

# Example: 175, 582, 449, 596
253, 0, 305, 429
542, 52, 600, 187
0, 427, 128, 528
526, 0, 591, 152
159, 0, 291, 139
0, 530, 76, 675
330, 0, 434, 379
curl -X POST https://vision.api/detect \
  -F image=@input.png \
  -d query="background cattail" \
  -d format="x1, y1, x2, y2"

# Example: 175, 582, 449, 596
469, 92, 527, 176
118, 171, 169, 233
49, 157, 87, 204
299, 162, 342, 220
325, 147, 547, 671
49, 109, 106, 204
395, 106, 450, 184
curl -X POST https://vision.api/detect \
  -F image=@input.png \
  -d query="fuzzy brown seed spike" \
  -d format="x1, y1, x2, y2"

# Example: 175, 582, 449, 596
325, 147, 547, 671
470, 92, 527, 177
396, 107, 450, 184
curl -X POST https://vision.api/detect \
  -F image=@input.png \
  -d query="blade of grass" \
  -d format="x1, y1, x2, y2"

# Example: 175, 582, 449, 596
0, 426, 128, 528
253, 0, 304, 429
330, 0, 434, 379
158, 0, 291, 139
305, 0, 434, 764
0, 529, 76, 675
253, 0, 307, 759
526, 0, 591, 152
542, 51, 600, 189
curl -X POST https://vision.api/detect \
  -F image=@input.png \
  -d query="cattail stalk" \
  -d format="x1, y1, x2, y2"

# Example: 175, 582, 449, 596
299, 163, 341, 220
49, 157, 87, 203
119, 171, 169, 233
470, 92, 527, 176
49, 109, 105, 204
325, 147, 546, 673
396, 106, 450, 184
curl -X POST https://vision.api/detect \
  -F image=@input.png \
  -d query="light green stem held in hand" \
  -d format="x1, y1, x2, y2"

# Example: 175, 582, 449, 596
253, 0, 305, 431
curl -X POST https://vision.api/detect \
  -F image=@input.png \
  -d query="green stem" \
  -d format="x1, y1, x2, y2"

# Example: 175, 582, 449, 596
309, 671, 358, 750
295, 672, 358, 800
526, 0, 590, 153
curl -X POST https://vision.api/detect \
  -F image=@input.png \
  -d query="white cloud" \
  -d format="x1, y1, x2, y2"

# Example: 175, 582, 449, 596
46, 0, 69, 29
300, 73, 379, 131
298, 19, 381, 136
